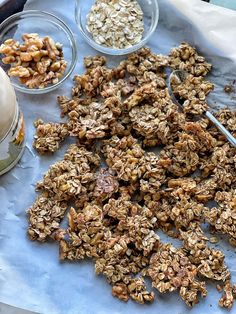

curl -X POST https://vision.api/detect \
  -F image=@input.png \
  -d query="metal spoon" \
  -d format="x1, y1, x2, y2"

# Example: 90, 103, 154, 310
168, 70, 236, 148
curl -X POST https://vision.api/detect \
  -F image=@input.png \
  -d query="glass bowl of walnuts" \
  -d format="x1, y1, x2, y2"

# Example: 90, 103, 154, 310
0, 10, 77, 94
75, 0, 159, 56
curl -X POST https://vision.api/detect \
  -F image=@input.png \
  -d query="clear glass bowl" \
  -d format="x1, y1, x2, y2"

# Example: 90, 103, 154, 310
0, 10, 77, 94
75, 0, 159, 56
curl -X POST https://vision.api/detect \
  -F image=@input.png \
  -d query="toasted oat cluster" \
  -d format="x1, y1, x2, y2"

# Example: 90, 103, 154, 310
27, 43, 236, 309
33, 119, 69, 154
0, 33, 67, 88
171, 73, 214, 114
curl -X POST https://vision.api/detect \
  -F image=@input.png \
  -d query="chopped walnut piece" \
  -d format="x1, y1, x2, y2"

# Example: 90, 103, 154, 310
112, 283, 129, 302
0, 33, 67, 88
93, 168, 119, 201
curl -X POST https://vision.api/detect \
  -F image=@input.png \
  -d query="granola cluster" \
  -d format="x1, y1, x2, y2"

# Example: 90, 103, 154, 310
171, 73, 214, 114
0, 33, 67, 88
27, 43, 236, 309
33, 119, 69, 154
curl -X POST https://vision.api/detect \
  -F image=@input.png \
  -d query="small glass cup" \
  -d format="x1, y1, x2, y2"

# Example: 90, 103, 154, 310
75, 0, 159, 56
0, 10, 77, 94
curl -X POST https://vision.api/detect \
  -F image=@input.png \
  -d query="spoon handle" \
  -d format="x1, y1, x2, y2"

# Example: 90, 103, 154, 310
205, 111, 236, 148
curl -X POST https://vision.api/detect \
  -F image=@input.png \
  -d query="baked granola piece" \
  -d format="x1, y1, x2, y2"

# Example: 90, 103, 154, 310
219, 281, 236, 309
126, 47, 169, 84
193, 178, 217, 202
171, 73, 214, 115
59, 204, 107, 260
214, 108, 236, 138
204, 190, 236, 245
180, 223, 230, 281
95, 231, 156, 304
66, 100, 120, 140
123, 82, 162, 111
147, 243, 207, 307
182, 122, 216, 152
33, 119, 69, 154
57, 96, 93, 118
149, 180, 206, 231
129, 88, 186, 145
105, 200, 159, 256
160, 133, 200, 177
112, 277, 155, 304
125, 277, 155, 304
169, 198, 205, 230
139, 152, 170, 194
27, 192, 67, 242
72, 65, 115, 97
36, 145, 100, 201
169, 42, 212, 76
200, 144, 236, 189
102, 135, 144, 182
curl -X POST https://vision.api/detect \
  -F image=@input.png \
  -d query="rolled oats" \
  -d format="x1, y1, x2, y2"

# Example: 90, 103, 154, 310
86, 0, 144, 49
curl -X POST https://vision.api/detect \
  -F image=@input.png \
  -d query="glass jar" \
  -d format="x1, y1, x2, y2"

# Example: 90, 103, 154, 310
0, 67, 25, 176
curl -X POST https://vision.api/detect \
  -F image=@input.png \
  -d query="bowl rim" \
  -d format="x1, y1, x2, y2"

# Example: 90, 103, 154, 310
75, 0, 159, 56
0, 10, 77, 94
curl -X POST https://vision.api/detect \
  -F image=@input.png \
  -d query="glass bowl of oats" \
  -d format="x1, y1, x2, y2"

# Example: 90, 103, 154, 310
0, 10, 77, 94
75, 0, 159, 55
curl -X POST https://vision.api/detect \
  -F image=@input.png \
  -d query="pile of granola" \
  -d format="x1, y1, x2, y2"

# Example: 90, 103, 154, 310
27, 43, 236, 309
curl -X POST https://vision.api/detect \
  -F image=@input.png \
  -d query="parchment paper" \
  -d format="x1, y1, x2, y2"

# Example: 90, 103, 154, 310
1, 0, 236, 313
